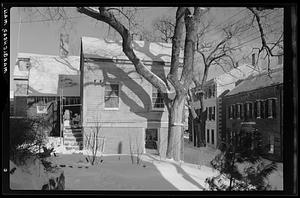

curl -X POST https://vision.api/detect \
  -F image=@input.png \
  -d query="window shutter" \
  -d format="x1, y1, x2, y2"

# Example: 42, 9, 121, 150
261, 100, 268, 118
258, 100, 261, 118
211, 130, 215, 144
238, 104, 241, 119
241, 103, 244, 119
250, 102, 254, 119
264, 100, 268, 119
207, 129, 210, 143
206, 107, 208, 120
254, 101, 257, 118
213, 106, 215, 120
272, 99, 277, 118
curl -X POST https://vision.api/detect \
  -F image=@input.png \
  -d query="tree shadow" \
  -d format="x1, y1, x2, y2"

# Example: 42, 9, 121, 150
82, 39, 172, 133
145, 154, 205, 190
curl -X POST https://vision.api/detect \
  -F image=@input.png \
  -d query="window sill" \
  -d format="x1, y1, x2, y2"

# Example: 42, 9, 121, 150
151, 108, 165, 112
104, 108, 119, 111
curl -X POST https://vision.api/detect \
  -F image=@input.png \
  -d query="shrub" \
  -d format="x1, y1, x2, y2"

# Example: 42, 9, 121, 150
84, 122, 104, 165
10, 117, 49, 165
205, 129, 277, 191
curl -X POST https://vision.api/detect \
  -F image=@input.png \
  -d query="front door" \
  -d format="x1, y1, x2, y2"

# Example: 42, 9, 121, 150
145, 128, 159, 155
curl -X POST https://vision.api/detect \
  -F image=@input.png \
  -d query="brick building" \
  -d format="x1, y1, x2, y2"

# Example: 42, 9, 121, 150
190, 64, 259, 149
80, 37, 184, 157
222, 67, 283, 161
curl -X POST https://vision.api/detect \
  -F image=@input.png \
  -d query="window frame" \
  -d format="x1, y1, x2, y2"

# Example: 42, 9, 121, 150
246, 102, 253, 119
236, 103, 242, 119
252, 53, 256, 65
255, 100, 261, 119
151, 85, 165, 111
267, 98, 277, 119
229, 105, 233, 119
207, 129, 210, 143
211, 129, 215, 145
104, 83, 120, 110
36, 105, 47, 114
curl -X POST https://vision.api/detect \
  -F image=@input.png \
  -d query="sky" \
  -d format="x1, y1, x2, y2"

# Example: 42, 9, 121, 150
9, 7, 283, 91
9, 7, 177, 89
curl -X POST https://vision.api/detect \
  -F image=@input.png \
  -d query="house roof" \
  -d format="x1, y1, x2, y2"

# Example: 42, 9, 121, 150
81, 36, 184, 63
215, 64, 260, 86
13, 53, 80, 97
225, 66, 283, 96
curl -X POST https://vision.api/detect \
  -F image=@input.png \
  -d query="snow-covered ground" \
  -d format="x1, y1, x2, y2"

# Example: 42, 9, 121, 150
48, 153, 218, 191
40, 137, 283, 191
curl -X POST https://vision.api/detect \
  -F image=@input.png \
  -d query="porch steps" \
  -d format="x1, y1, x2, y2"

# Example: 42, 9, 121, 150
63, 126, 83, 150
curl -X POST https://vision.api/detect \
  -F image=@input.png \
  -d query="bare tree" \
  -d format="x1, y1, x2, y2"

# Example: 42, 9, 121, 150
17, 6, 284, 161
153, 15, 175, 43
246, 7, 283, 73
76, 7, 204, 161
84, 121, 104, 165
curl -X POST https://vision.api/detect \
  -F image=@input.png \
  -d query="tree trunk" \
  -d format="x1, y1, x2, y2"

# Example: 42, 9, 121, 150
166, 96, 185, 161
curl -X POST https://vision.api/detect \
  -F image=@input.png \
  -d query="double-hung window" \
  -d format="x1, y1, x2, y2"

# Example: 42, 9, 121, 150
229, 105, 233, 119
246, 102, 253, 119
207, 129, 210, 143
211, 129, 215, 145
236, 103, 242, 119
267, 98, 277, 118
152, 86, 164, 110
255, 100, 261, 119
104, 84, 119, 109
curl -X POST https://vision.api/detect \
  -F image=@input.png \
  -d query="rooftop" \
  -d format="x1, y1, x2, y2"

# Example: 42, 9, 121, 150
225, 66, 283, 96
81, 36, 184, 63
13, 53, 80, 97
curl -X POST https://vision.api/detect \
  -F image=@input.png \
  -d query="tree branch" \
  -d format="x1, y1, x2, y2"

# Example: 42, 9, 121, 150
77, 7, 172, 97
168, 7, 186, 91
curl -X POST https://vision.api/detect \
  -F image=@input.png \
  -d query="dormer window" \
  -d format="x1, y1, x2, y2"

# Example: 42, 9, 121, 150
18, 58, 31, 71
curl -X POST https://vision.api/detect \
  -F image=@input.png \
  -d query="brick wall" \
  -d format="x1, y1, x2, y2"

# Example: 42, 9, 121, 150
222, 84, 283, 161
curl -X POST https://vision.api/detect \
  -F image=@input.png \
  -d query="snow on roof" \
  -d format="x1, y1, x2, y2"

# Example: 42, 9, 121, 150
81, 37, 184, 63
226, 66, 283, 96
14, 53, 80, 96
215, 64, 260, 86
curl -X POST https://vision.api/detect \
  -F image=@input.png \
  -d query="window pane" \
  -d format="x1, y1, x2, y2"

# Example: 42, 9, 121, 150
105, 97, 119, 108
207, 129, 210, 143
152, 86, 164, 109
211, 130, 214, 144
261, 101, 264, 118
105, 84, 119, 108
241, 104, 244, 119
272, 99, 276, 118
